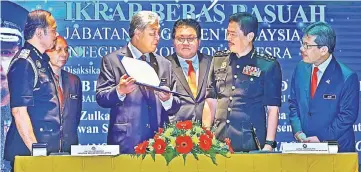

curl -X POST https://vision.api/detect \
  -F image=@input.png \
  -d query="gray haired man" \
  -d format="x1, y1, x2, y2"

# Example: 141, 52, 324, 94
96, 11, 180, 153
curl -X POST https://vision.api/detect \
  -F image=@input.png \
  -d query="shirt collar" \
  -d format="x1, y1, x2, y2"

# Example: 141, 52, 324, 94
177, 53, 198, 64
313, 54, 332, 73
128, 42, 150, 61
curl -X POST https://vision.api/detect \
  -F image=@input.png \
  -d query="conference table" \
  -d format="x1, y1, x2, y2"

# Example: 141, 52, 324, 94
15, 153, 358, 172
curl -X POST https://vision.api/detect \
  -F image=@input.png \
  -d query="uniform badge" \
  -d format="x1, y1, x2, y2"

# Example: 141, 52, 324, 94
221, 62, 227, 69
326, 79, 331, 84
36, 60, 42, 69
242, 65, 261, 77
18, 49, 30, 59
39, 68, 46, 73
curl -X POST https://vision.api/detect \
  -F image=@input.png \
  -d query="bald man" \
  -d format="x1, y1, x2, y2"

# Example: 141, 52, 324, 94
46, 36, 82, 153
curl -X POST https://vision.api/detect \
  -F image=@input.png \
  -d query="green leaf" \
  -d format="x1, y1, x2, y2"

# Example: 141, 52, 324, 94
151, 152, 156, 162
142, 154, 146, 160
210, 151, 217, 165
191, 151, 199, 160
163, 148, 177, 165
182, 154, 187, 166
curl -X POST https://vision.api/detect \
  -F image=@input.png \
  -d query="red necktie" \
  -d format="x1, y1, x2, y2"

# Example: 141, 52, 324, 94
311, 67, 319, 98
186, 60, 197, 97
55, 74, 64, 109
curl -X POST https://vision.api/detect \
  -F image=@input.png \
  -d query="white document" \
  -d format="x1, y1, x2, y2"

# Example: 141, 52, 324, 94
282, 143, 329, 154
121, 56, 160, 86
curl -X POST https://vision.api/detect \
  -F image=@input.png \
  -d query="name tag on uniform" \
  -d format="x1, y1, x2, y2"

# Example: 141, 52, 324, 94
323, 94, 336, 100
70, 94, 78, 99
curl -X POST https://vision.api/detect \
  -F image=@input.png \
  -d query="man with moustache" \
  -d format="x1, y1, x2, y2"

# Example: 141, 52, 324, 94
203, 12, 282, 152
166, 19, 211, 123
4, 10, 59, 170
0, 1, 28, 170
46, 36, 82, 153
96, 11, 180, 154
289, 22, 359, 152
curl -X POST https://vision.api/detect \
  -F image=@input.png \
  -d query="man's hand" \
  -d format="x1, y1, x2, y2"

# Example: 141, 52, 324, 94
155, 86, 172, 102
262, 144, 273, 151
304, 136, 320, 143
117, 74, 136, 95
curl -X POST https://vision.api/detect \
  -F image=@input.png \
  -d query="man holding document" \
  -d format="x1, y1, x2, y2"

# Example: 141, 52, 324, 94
96, 11, 180, 154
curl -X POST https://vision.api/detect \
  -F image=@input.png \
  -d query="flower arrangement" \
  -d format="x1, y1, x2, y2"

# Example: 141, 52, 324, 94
134, 120, 234, 165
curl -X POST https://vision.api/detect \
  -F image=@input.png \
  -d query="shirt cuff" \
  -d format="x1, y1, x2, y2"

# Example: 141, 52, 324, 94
160, 95, 173, 111
115, 88, 126, 101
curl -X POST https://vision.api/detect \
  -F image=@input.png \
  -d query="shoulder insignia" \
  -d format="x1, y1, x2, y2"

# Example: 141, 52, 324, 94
18, 49, 30, 59
255, 50, 276, 62
214, 50, 231, 57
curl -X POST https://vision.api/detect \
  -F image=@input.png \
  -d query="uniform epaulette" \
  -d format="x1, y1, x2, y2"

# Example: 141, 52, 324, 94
214, 50, 231, 57
18, 49, 30, 59
254, 51, 276, 62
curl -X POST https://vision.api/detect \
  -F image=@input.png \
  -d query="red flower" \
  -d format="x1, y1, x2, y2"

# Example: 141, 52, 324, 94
153, 139, 167, 154
134, 141, 149, 154
176, 121, 193, 130
204, 129, 213, 139
175, 135, 194, 154
158, 128, 164, 134
199, 134, 212, 151
224, 138, 234, 154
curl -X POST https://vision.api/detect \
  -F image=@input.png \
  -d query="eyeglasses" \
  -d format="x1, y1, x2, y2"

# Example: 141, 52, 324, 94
175, 37, 197, 43
300, 40, 326, 50
226, 32, 238, 38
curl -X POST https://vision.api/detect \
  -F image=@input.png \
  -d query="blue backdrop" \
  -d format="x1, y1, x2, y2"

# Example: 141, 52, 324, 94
1, 0, 361, 169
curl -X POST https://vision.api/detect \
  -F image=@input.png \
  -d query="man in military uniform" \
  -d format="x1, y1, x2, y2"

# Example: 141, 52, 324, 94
4, 10, 58, 170
203, 12, 282, 152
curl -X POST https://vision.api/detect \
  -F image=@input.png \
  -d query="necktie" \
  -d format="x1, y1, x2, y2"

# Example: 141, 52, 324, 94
311, 67, 319, 98
55, 74, 64, 109
140, 54, 147, 62
186, 60, 197, 97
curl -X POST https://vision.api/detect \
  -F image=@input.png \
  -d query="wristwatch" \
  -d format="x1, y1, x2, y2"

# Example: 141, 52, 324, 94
265, 140, 277, 148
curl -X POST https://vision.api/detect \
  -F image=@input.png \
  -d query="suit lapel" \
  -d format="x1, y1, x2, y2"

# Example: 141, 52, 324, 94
314, 57, 336, 99
170, 54, 194, 98
304, 63, 312, 103
196, 52, 210, 99
61, 70, 69, 115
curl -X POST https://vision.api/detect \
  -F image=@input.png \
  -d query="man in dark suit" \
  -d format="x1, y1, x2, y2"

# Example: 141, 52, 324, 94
166, 19, 211, 123
289, 22, 359, 152
96, 11, 180, 154
46, 36, 82, 152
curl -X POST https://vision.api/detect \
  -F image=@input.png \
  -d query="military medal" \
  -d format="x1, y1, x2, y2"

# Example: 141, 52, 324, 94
242, 65, 261, 77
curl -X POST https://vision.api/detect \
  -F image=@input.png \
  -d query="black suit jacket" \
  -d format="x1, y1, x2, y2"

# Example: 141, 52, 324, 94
60, 69, 82, 152
166, 51, 211, 122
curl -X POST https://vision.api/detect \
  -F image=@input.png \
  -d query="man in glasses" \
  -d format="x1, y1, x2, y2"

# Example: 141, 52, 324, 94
166, 19, 211, 123
203, 12, 282, 152
4, 9, 59, 171
46, 36, 82, 153
289, 22, 359, 152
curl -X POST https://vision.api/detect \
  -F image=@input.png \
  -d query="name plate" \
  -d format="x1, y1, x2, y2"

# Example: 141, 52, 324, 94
71, 145, 119, 156
282, 143, 329, 154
